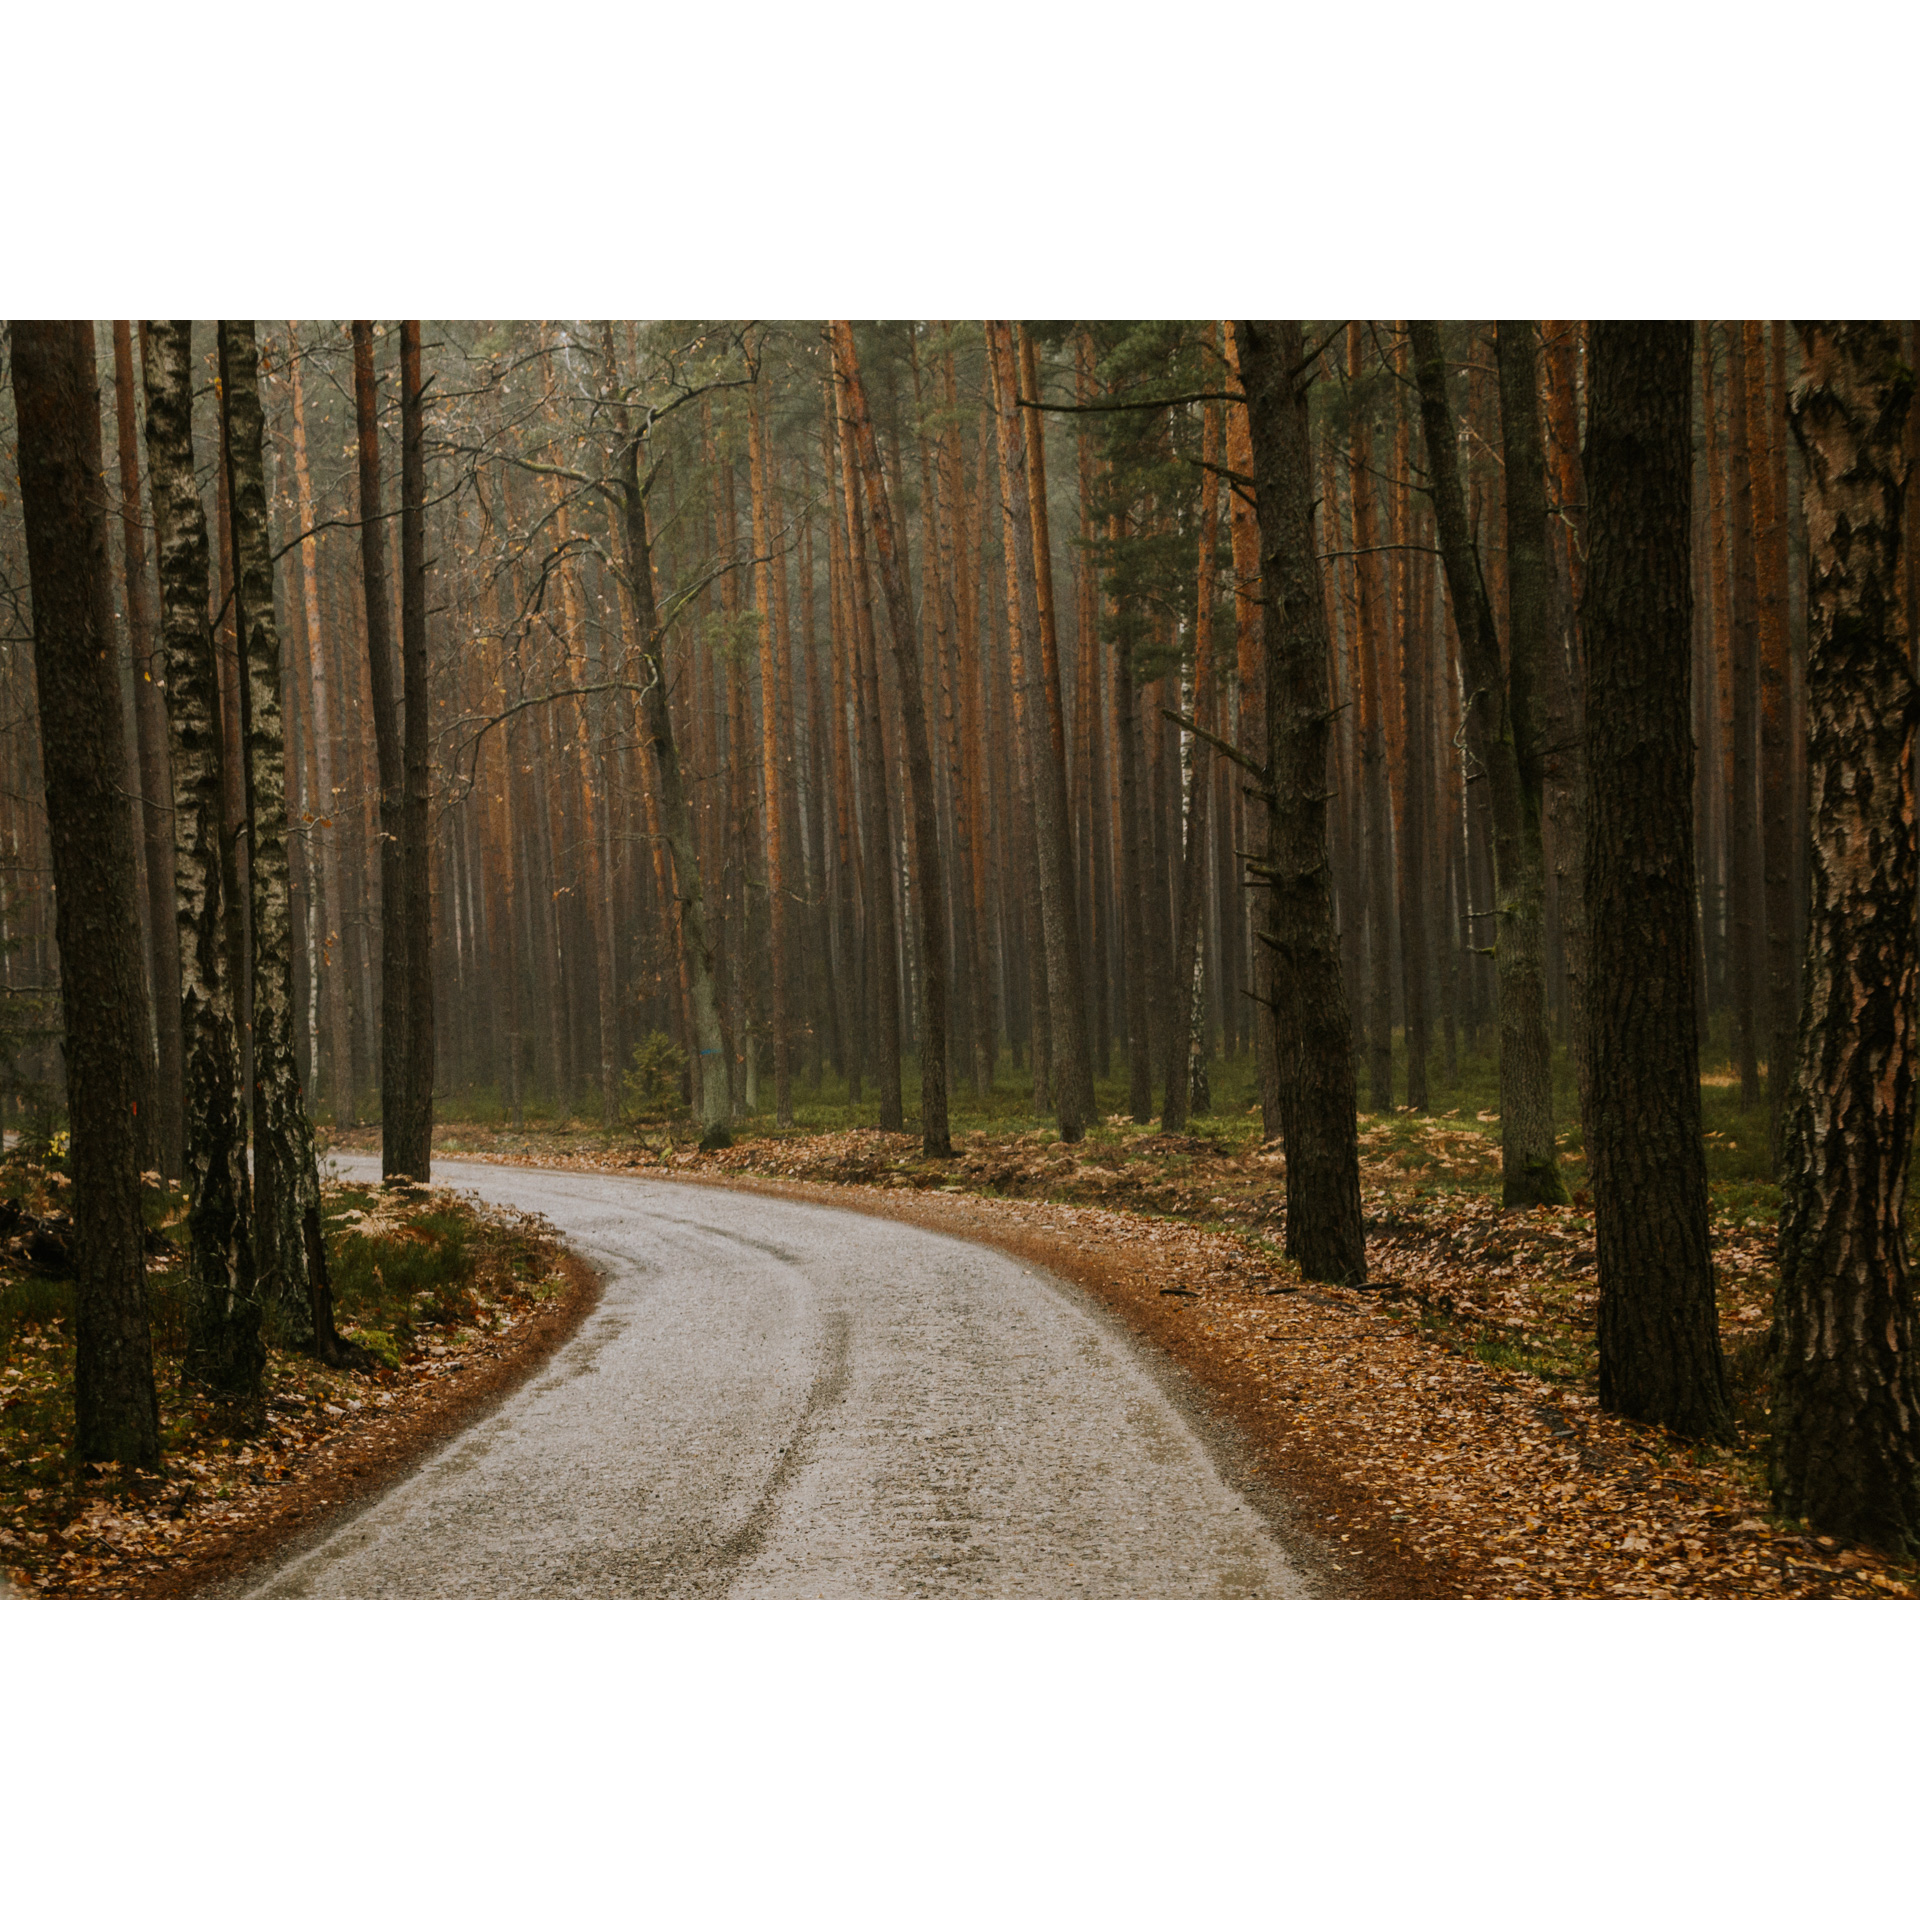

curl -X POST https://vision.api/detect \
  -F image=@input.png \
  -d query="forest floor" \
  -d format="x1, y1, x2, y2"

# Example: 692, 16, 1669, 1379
0, 1170, 594, 1598
383, 1073, 1919, 1602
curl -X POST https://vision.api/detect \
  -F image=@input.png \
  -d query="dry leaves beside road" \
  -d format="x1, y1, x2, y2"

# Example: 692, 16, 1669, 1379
0, 1181, 590, 1599
445, 1118, 1915, 1600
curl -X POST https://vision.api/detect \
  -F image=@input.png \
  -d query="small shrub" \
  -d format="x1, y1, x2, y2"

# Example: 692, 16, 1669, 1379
622, 1032, 688, 1129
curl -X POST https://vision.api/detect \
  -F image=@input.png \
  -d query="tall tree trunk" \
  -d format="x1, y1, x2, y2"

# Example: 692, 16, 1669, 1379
747, 368, 794, 1129
831, 324, 951, 1155
142, 322, 261, 1398
1223, 325, 1282, 1139
1748, 322, 1796, 1167
1391, 328, 1431, 1112
1414, 320, 1567, 1208
1162, 395, 1222, 1134
12, 320, 163, 1465
113, 323, 183, 1181
1773, 322, 1920, 1552
1725, 322, 1765, 1110
1347, 325, 1396, 1113
352, 323, 410, 1178
833, 356, 905, 1132
985, 321, 1092, 1140
1235, 319, 1366, 1286
1582, 320, 1733, 1442
396, 321, 435, 1174
612, 425, 731, 1147
285, 322, 354, 1129
217, 321, 352, 1364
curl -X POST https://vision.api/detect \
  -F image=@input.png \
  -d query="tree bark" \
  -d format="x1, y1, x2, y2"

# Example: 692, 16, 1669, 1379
1223, 325, 1282, 1139
1234, 320, 1366, 1285
396, 321, 435, 1174
12, 320, 163, 1465
1773, 322, 1920, 1552
351, 324, 410, 1178
1391, 328, 1431, 1112
612, 420, 731, 1147
830, 323, 951, 1155
1162, 395, 1221, 1134
833, 360, 905, 1132
1582, 321, 1734, 1442
285, 323, 355, 1129
217, 321, 352, 1364
1748, 322, 1796, 1166
112, 323, 184, 1182
1413, 321, 1566, 1208
142, 322, 262, 1398
1725, 322, 1765, 1110
985, 321, 1092, 1141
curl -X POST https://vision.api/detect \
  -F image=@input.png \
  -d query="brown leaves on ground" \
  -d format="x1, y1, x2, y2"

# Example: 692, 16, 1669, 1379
442, 1118, 1913, 1601
0, 1181, 574, 1600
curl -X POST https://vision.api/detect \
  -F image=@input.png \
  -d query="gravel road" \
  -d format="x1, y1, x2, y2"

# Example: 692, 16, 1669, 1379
250, 1158, 1313, 1599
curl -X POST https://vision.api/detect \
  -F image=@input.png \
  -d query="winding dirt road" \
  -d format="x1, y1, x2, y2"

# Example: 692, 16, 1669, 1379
250, 1159, 1315, 1599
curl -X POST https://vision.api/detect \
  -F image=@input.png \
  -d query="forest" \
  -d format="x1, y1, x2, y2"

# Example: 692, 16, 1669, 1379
2, 317, 1917, 1563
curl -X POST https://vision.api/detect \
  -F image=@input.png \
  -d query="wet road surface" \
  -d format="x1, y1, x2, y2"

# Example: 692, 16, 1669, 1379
250, 1159, 1311, 1599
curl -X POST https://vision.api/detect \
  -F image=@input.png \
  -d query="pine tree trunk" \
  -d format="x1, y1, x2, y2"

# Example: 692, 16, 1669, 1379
1347, 326, 1396, 1113
1223, 325, 1282, 1139
1772, 322, 1920, 1552
396, 322, 435, 1172
1725, 322, 1765, 1110
352, 323, 410, 1178
612, 423, 730, 1148
113, 323, 184, 1181
12, 320, 163, 1465
1519, 324, 1592, 1140
831, 324, 951, 1155
142, 321, 262, 1398
986, 321, 1092, 1140
1414, 321, 1566, 1208
285, 323, 355, 1130
1748, 322, 1796, 1166
1235, 320, 1367, 1285
833, 360, 905, 1131
217, 321, 352, 1364
1162, 397, 1222, 1134
1391, 329, 1431, 1111
1582, 320, 1734, 1442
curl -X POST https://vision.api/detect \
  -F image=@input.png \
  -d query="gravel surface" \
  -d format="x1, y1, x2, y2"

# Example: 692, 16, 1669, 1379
251, 1158, 1310, 1599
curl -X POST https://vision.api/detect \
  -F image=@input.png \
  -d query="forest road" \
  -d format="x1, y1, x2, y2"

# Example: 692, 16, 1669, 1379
249, 1157, 1315, 1599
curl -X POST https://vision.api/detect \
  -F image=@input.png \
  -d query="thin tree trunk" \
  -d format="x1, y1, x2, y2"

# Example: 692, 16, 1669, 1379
1391, 328, 1431, 1111
352, 323, 410, 1177
12, 320, 163, 1464
1582, 320, 1733, 1442
286, 323, 354, 1130
1235, 319, 1367, 1285
612, 420, 731, 1147
217, 321, 352, 1364
986, 321, 1092, 1140
1162, 395, 1222, 1134
1223, 325, 1282, 1139
1773, 322, 1920, 1552
396, 322, 435, 1172
831, 323, 952, 1155
1725, 322, 1764, 1110
142, 321, 261, 1397
1414, 321, 1566, 1208
1347, 325, 1396, 1113
113, 323, 183, 1181
833, 355, 905, 1132
1748, 321, 1795, 1166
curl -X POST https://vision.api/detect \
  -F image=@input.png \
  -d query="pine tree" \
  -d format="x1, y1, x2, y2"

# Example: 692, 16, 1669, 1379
1772, 322, 1920, 1551
11, 320, 162, 1465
